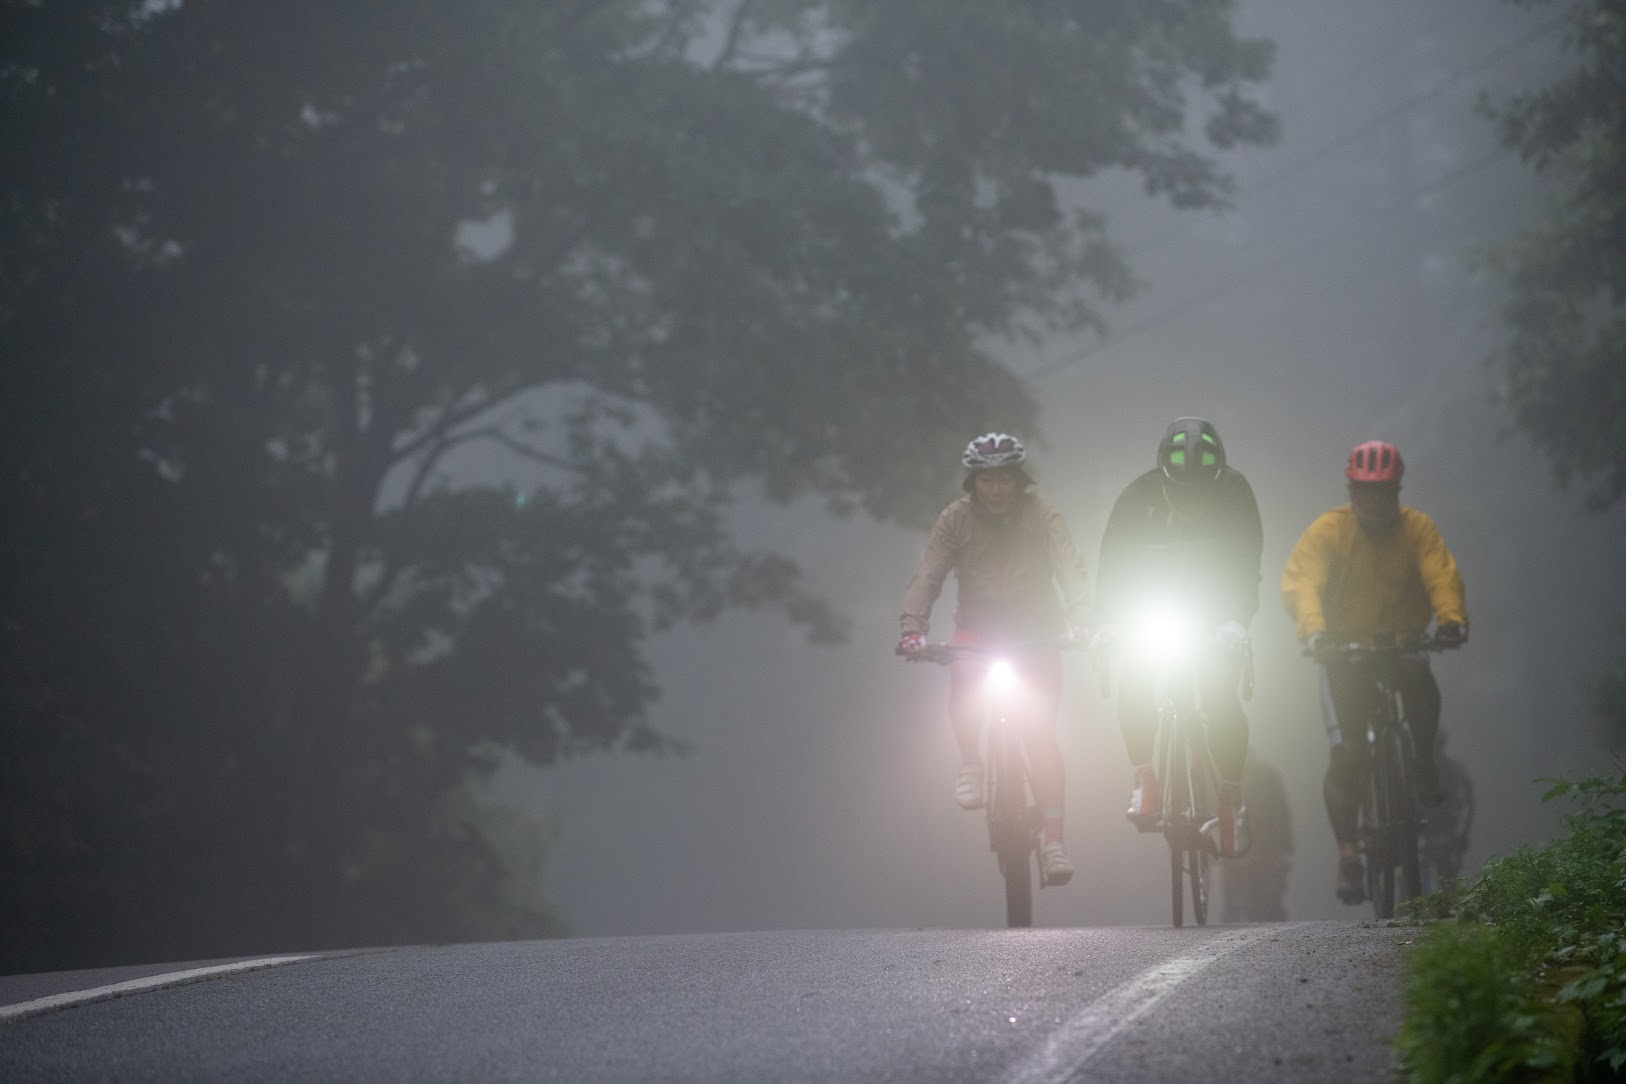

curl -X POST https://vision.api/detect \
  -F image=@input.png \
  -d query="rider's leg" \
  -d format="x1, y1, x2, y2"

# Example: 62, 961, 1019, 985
1200, 653, 1249, 784
1019, 650, 1073, 883
948, 655, 987, 809
1019, 649, 1065, 817
1321, 661, 1372, 900
1117, 664, 1160, 826
1397, 657, 1445, 802
1200, 654, 1250, 856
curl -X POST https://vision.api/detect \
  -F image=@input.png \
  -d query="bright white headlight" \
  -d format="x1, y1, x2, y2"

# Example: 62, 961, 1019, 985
984, 657, 1019, 693
1127, 606, 1197, 663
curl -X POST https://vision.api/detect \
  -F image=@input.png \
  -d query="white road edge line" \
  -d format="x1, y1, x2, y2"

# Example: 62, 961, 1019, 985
0, 956, 319, 1022
1003, 926, 1285, 1084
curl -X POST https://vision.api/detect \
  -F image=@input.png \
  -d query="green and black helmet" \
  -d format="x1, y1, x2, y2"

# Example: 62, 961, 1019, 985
1157, 417, 1226, 484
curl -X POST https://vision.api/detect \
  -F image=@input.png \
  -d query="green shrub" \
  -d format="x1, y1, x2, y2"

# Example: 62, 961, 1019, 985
1397, 768, 1626, 1082
1397, 922, 1572, 1083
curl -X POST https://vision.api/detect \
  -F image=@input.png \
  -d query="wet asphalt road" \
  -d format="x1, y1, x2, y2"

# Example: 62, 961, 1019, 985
0, 921, 1413, 1083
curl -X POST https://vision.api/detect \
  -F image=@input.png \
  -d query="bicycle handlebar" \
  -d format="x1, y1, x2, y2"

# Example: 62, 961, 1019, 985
896, 639, 1085, 665
1302, 634, 1462, 661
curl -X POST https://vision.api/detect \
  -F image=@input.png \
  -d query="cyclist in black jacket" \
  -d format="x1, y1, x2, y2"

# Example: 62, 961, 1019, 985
1094, 417, 1263, 857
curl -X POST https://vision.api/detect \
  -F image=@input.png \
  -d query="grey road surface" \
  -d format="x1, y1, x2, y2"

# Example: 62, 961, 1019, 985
1, 921, 1411, 1083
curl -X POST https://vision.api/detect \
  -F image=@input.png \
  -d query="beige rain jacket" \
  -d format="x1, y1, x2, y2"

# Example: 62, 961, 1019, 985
899, 490, 1090, 639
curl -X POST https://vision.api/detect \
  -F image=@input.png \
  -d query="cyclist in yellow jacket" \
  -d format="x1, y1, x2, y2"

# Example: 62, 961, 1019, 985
1281, 440, 1468, 904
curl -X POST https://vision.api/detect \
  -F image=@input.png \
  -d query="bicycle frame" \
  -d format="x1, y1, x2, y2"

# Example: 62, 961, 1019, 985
1310, 634, 1451, 919
1366, 661, 1417, 918
1101, 611, 1250, 928
1143, 654, 1219, 928
902, 640, 1076, 928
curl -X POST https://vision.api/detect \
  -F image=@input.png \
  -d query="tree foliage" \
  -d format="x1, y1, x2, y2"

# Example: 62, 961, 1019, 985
1481, 0, 1626, 511
0, 0, 1274, 969
1481, 0, 1626, 747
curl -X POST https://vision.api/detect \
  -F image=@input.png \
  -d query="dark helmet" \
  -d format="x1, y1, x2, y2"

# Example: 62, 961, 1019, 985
1345, 440, 1404, 484
1157, 417, 1226, 484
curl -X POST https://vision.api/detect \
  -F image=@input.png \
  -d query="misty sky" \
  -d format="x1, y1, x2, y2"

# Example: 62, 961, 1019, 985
483, 0, 1626, 936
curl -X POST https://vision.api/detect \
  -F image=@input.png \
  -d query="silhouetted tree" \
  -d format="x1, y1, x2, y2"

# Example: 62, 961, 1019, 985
1480, 0, 1626, 747
0, 0, 1276, 969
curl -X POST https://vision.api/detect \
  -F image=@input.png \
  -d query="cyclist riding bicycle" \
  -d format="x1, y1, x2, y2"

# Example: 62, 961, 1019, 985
1094, 417, 1263, 859
898, 432, 1090, 885
1281, 440, 1468, 905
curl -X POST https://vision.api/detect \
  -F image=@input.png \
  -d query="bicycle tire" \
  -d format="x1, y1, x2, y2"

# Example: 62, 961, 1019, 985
1386, 728, 1423, 907
1189, 843, 1210, 926
1169, 839, 1185, 928
1367, 739, 1396, 920
1187, 745, 1213, 927
1164, 719, 1190, 928
990, 722, 1034, 929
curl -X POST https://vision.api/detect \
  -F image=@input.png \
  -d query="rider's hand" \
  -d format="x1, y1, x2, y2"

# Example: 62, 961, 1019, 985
1089, 624, 1119, 653
897, 632, 927, 658
1214, 620, 1248, 650
1066, 623, 1090, 645
1434, 621, 1467, 648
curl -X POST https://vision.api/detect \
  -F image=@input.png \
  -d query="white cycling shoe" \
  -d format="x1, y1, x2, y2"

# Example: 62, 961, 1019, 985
1041, 841, 1074, 885
954, 763, 985, 810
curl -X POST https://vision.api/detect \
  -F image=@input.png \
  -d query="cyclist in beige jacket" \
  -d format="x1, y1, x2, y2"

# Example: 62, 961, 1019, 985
898, 433, 1090, 884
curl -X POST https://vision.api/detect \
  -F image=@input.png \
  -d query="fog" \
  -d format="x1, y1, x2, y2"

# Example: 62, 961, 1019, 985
492, 0, 1626, 934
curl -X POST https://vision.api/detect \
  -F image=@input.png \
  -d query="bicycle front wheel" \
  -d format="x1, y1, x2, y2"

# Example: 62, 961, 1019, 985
1365, 745, 1396, 920
1383, 728, 1422, 908
1189, 840, 1211, 926
989, 723, 1034, 929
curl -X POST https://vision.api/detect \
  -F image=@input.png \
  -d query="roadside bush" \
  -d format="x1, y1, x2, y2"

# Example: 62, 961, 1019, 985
1396, 767, 1626, 1082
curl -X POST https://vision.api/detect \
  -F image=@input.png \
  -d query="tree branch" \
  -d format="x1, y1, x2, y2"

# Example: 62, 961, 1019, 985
548, 0, 618, 37
712, 0, 757, 72
388, 381, 538, 463
356, 423, 583, 620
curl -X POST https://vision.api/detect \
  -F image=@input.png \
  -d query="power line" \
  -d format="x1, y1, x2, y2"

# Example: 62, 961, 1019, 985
1285, 3, 1469, 116
1024, 146, 1516, 383
1116, 11, 1565, 263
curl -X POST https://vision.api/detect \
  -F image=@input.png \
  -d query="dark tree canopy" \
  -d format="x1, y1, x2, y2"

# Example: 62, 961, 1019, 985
0, 0, 1275, 969
1481, 0, 1626, 745
1481, 0, 1626, 511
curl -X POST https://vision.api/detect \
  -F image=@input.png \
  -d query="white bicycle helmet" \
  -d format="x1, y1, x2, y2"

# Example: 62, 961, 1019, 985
962, 432, 1027, 471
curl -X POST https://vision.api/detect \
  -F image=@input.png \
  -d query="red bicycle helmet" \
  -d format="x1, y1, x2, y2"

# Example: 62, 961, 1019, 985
1345, 440, 1404, 483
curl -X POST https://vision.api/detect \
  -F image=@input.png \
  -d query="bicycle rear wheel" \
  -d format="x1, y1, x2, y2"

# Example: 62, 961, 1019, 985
989, 723, 1034, 929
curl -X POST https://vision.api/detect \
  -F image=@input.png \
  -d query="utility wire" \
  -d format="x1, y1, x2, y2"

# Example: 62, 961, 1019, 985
1284, 2, 1469, 116
1025, 146, 1516, 383
1116, 11, 1566, 263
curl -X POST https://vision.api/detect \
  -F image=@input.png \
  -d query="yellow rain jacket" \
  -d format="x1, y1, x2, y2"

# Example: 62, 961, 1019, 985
1281, 506, 1467, 644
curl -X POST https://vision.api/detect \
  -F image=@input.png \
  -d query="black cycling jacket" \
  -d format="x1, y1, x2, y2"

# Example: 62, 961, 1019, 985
1094, 466, 1264, 629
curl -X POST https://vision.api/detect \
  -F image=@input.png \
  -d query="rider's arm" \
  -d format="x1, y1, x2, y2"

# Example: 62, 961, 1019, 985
1406, 510, 1468, 629
1281, 512, 1338, 642
1094, 483, 1139, 626
899, 501, 965, 636
1039, 495, 1091, 630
